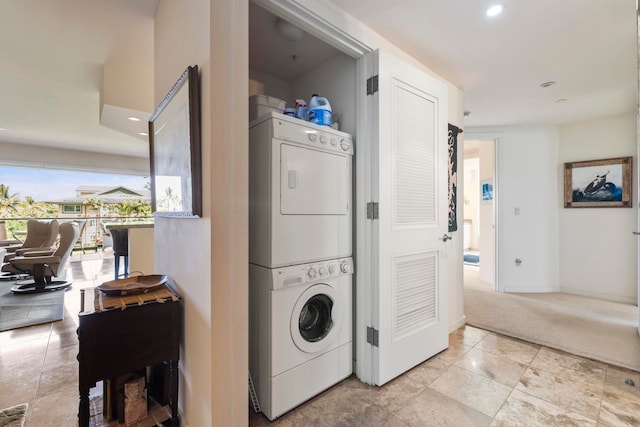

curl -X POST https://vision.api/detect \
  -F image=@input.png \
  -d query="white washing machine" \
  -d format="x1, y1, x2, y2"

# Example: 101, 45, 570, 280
249, 111, 354, 268
249, 257, 353, 420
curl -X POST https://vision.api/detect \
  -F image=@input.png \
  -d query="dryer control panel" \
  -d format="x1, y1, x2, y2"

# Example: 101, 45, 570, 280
262, 112, 354, 156
272, 257, 353, 290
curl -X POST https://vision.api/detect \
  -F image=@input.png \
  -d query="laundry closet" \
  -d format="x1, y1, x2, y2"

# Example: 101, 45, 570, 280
248, 0, 453, 421
248, 2, 358, 421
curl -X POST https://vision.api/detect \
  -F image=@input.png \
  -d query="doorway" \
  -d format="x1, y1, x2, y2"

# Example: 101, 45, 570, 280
463, 138, 496, 290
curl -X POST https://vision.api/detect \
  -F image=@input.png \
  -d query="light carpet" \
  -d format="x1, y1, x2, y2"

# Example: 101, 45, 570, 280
0, 403, 27, 427
0, 281, 65, 332
464, 266, 640, 372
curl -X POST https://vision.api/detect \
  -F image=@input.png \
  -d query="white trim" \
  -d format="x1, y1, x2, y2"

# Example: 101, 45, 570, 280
252, 0, 376, 384
558, 286, 637, 305
450, 315, 466, 333
463, 131, 502, 293
503, 286, 560, 293
251, 0, 373, 57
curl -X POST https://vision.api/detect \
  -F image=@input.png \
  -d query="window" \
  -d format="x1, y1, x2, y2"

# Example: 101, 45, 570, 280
62, 204, 82, 214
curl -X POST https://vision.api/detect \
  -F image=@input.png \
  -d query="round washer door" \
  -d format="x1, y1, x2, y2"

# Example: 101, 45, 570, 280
290, 283, 343, 354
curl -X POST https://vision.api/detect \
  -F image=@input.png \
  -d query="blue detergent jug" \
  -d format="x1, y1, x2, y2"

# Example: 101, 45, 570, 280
308, 94, 332, 126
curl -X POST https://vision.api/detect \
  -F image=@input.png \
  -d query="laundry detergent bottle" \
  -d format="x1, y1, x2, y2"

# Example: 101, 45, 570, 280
308, 94, 332, 126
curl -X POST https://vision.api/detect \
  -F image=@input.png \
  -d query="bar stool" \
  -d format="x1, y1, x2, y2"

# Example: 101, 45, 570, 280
109, 228, 129, 279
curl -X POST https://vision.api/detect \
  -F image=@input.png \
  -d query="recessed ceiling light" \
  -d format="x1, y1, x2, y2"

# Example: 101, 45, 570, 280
128, 116, 141, 122
139, 132, 149, 136
0, 127, 6, 131
540, 81, 556, 88
486, 4, 504, 17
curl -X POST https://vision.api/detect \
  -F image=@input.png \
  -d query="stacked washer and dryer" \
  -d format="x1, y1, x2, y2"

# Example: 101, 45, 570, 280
249, 111, 354, 420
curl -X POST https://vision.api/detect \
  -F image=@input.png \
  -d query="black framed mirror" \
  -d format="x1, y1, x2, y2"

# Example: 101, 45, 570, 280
149, 65, 202, 218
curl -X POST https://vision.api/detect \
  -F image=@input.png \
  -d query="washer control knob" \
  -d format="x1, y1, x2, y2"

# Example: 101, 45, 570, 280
320, 135, 328, 144
340, 139, 351, 151
340, 261, 351, 274
330, 138, 337, 146
307, 267, 317, 279
308, 133, 317, 142
319, 266, 327, 276
328, 265, 336, 275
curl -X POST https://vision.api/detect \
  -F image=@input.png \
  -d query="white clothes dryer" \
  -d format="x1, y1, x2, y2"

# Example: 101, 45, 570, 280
249, 112, 354, 268
249, 257, 353, 420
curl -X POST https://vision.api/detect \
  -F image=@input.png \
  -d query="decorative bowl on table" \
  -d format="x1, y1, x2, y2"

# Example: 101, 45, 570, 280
97, 274, 168, 296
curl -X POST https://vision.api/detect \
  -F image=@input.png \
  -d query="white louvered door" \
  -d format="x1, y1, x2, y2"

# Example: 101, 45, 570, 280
371, 49, 449, 385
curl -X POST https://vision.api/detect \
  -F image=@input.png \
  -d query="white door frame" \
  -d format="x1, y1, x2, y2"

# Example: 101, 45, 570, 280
251, 0, 377, 381
463, 131, 501, 292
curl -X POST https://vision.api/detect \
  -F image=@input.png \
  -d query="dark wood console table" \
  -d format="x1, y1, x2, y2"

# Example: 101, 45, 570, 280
77, 284, 181, 426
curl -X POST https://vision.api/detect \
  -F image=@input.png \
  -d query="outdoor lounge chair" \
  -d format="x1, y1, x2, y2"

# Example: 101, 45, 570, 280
5, 222, 78, 294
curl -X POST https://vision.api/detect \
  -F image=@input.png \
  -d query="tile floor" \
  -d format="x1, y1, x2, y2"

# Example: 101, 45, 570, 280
0, 249, 135, 426
250, 326, 640, 427
1, 252, 639, 426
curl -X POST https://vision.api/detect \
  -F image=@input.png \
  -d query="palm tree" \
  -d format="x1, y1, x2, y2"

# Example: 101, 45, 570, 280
0, 184, 20, 218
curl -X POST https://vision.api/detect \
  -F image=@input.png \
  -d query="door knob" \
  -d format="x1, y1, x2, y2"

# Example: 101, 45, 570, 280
633, 232, 640, 236
440, 234, 452, 242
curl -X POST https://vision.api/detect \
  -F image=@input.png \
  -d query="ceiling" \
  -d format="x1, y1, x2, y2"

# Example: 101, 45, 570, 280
1, 0, 636, 160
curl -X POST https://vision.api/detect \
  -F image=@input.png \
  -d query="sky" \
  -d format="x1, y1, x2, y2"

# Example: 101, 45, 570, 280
0, 166, 149, 202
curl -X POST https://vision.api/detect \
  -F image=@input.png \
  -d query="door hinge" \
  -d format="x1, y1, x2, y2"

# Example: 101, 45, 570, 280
366, 75, 379, 95
366, 202, 379, 220
367, 326, 379, 347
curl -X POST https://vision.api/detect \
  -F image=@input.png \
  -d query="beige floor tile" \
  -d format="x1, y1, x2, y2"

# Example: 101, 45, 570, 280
429, 365, 512, 417
450, 324, 490, 347
395, 387, 492, 427
429, 342, 472, 367
347, 374, 426, 416
46, 327, 79, 350
515, 365, 603, 421
0, 322, 51, 346
403, 359, 446, 385
36, 361, 78, 398
598, 381, 640, 427
29, 386, 80, 427
492, 389, 597, 427
530, 348, 607, 382
455, 348, 528, 388
605, 365, 640, 389
476, 333, 540, 365
42, 343, 79, 371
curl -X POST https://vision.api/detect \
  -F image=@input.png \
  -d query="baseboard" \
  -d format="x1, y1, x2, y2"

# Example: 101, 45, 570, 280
503, 286, 559, 293
558, 286, 637, 305
449, 315, 466, 333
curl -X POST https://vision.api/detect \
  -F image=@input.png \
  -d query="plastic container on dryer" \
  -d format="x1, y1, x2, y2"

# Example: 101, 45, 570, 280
308, 94, 332, 126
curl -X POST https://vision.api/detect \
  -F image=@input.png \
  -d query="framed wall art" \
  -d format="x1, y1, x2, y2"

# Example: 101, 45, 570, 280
564, 157, 632, 208
481, 180, 493, 204
149, 65, 202, 217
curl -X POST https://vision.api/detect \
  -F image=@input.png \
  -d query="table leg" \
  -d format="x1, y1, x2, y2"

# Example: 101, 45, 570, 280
168, 360, 179, 426
78, 386, 90, 427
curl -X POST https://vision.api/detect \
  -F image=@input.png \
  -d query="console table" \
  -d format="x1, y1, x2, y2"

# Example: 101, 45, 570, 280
77, 284, 181, 426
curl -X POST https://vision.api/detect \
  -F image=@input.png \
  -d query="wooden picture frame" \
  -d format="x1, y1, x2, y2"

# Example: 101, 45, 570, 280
149, 65, 202, 218
564, 157, 632, 208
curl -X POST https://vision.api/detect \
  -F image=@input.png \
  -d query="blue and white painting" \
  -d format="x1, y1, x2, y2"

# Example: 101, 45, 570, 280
481, 180, 493, 203
572, 164, 623, 202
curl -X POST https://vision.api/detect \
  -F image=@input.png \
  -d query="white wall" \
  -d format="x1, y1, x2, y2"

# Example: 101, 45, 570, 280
249, 67, 292, 103
463, 155, 479, 250
467, 127, 561, 293
291, 53, 357, 135
478, 140, 495, 285
558, 113, 637, 303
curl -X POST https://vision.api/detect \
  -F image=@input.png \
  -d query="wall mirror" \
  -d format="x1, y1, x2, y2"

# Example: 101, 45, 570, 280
149, 65, 202, 218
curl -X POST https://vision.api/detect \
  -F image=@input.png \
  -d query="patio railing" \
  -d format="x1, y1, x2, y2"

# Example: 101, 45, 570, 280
0, 216, 154, 251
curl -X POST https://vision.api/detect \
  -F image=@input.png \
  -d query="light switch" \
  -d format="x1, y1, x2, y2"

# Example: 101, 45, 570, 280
514, 207, 520, 216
